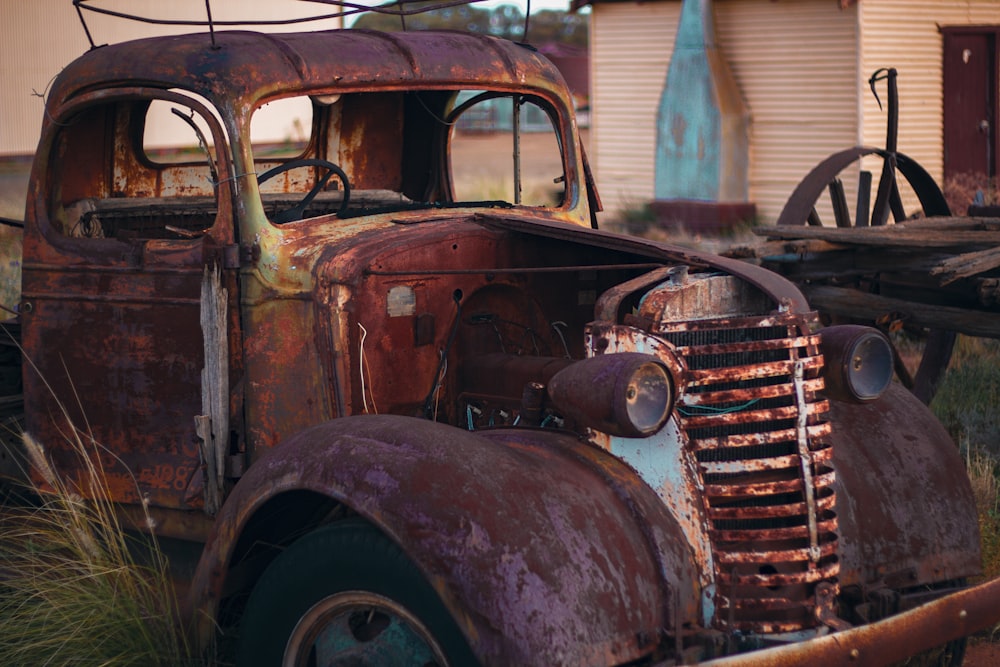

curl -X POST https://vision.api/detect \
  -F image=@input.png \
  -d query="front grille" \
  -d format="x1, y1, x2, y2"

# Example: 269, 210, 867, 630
660, 313, 839, 634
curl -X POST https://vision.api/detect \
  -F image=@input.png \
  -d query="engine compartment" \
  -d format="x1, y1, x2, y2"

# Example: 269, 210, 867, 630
340, 220, 677, 428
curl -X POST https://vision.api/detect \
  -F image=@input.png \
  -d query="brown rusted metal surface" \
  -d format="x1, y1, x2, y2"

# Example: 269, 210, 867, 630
7, 15, 990, 666
661, 306, 839, 634
187, 414, 698, 666
697, 574, 1000, 667
477, 211, 814, 314
829, 383, 981, 590
45, 31, 572, 108
608, 269, 838, 635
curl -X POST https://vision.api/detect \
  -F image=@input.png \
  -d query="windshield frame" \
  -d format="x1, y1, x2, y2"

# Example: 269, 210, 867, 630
233, 82, 582, 236
32, 86, 236, 255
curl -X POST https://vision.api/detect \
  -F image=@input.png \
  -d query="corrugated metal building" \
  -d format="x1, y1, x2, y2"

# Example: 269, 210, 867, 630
0, 1, 343, 158
584, 0, 1000, 224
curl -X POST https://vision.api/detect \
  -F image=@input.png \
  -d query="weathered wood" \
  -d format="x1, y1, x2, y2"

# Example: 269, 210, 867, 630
765, 252, 954, 284
829, 178, 851, 228
895, 216, 1000, 231
801, 285, 1000, 338
197, 266, 229, 517
754, 225, 1000, 248
725, 238, 849, 260
194, 415, 218, 515
930, 245, 1000, 285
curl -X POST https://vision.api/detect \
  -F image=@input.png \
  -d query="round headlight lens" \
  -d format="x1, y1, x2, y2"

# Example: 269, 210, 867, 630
548, 352, 678, 437
623, 362, 673, 436
846, 332, 893, 400
820, 325, 894, 402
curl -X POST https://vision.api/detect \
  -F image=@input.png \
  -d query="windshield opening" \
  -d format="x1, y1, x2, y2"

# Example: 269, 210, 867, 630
248, 88, 567, 226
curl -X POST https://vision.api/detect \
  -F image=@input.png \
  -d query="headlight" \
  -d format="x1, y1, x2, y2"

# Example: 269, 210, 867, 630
548, 352, 674, 438
820, 325, 894, 402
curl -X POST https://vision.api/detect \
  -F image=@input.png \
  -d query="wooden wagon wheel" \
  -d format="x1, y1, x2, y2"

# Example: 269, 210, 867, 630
773, 69, 955, 404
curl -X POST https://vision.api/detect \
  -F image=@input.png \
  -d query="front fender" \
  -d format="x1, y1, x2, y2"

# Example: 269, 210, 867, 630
829, 383, 980, 590
188, 414, 701, 666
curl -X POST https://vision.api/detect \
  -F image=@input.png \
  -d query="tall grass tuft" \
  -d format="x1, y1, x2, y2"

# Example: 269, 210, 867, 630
964, 441, 1000, 579
932, 335, 1000, 581
0, 426, 199, 665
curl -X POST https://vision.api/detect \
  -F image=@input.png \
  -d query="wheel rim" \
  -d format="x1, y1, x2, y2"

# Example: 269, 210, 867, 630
283, 591, 449, 667
772, 146, 956, 403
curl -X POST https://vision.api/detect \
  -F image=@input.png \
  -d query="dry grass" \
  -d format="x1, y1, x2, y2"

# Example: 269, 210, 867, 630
0, 388, 199, 665
931, 336, 1000, 581
942, 172, 1000, 216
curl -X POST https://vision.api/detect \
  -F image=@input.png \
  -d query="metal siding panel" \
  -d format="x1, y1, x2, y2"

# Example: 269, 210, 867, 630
860, 0, 1000, 216
717, 0, 859, 223
1, 5, 89, 156
592, 0, 859, 225
591, 3, 680, 219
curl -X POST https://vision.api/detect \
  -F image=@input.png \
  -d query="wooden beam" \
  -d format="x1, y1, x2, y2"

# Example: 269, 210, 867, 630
801, 285, 1000, 338
931, 245, 1000, 285
754, 225, 1000, 248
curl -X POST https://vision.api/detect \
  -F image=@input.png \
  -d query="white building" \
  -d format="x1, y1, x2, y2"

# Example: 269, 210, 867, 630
1, 0, 344, 158
580, 0, 1000, 224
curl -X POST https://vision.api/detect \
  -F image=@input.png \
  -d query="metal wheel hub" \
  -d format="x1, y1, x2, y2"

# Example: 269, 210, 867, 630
284, 591, 448, 667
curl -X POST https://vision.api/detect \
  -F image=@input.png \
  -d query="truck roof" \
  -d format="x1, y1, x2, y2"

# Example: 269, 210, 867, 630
47, 29, 570, 109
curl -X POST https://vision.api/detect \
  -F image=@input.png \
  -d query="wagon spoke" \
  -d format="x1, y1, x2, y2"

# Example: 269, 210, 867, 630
855, 170, 872, 227
828, 178, 852, 228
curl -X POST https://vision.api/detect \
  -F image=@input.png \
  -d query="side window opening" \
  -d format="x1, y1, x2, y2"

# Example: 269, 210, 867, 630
250, 96, 313, 161
143, 97, 219, 166
50, 91, 230, 242
448, 92, 565, 207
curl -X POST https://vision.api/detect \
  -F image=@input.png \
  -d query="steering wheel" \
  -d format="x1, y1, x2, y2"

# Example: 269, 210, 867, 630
257, 158, 351, 223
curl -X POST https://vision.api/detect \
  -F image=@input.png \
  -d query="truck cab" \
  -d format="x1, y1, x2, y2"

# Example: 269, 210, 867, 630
4, 22, 997, 667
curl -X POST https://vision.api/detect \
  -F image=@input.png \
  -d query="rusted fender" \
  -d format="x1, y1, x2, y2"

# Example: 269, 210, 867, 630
187, 414, 701, 666
695, 574, 1000, 667
829, 383, 980, 589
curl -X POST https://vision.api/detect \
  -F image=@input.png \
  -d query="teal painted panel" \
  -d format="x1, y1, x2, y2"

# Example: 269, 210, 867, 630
655, 51, 722, 201
654, 0, 750, 203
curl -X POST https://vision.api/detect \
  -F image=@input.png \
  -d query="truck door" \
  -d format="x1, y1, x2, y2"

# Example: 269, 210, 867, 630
20, 89, 239, 516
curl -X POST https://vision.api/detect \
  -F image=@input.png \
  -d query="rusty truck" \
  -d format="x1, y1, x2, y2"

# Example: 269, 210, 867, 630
1, 5, 998, 666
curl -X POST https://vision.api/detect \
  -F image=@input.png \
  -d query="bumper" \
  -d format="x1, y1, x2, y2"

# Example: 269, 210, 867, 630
697, 575, 1000, 667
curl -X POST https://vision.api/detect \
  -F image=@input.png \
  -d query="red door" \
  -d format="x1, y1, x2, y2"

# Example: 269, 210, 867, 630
943, 28, 999, 197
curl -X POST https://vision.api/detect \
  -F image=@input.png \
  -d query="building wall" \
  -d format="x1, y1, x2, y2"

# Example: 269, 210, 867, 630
859, 0, 1000, 212
0, 0, 342, 158
589, 2, 681, 219
590, 0, 1000, 225
716, 0, 860, 224
590, 0, 860, 224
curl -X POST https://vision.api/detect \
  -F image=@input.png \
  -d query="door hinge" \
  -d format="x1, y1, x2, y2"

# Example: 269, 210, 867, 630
223, 244, 241, 269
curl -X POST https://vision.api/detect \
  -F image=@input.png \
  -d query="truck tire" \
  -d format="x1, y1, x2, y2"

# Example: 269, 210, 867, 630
236, 521, 478, 667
